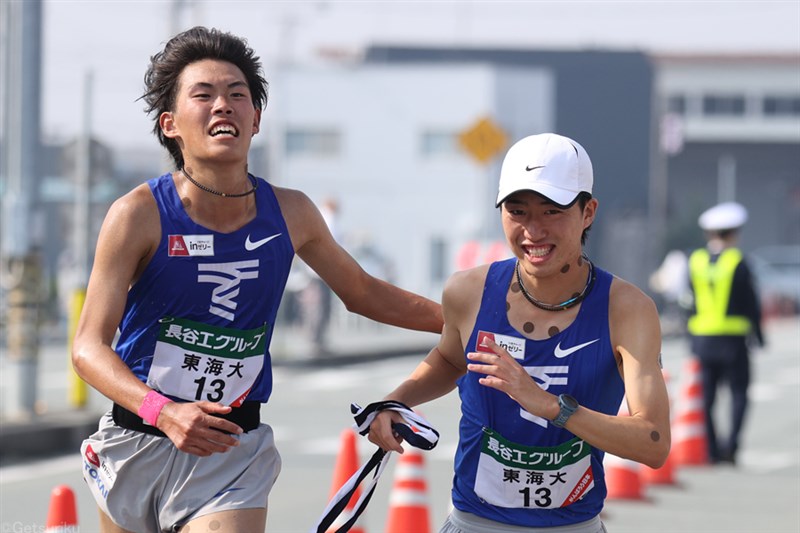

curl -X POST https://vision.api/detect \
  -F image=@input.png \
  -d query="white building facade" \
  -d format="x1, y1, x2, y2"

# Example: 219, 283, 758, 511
263, 64, 555, 297
655, 54, 800, 252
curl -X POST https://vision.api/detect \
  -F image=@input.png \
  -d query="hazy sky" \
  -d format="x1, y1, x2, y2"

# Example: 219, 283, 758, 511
38, 0, 800, 151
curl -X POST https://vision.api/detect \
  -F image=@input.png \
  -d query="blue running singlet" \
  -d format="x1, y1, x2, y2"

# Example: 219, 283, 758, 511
452, 258, 624, 527
114, 173, 294, 405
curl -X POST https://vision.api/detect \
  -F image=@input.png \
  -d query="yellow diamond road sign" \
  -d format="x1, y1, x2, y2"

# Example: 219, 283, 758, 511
458, 117, 508, 165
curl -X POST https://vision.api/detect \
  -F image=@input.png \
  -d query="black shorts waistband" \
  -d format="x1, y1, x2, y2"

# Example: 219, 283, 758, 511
112, 400, 261, 437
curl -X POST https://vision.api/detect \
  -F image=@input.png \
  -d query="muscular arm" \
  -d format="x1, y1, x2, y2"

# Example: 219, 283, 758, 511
276, 187, 443, 333
367, 268, 482, 452
72, 185, 160, 414
568, 280, 671, 467
72, 185, 242, 456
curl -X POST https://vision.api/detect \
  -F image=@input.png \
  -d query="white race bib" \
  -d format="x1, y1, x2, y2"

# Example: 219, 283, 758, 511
146, 316, 267, 407
474, 428, 595, 509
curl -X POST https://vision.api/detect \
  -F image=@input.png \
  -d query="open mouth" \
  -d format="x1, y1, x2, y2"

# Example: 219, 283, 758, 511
210, 124, 239, 138
522, 244, 553, 261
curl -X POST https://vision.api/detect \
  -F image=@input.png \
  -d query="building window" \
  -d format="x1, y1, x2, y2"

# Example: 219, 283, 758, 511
666, 95, 686, 115
429, 237, 447, 283
763, 95, 800, 117
285, 129, 341, 156
421, 130, 459, 157
702, 95, 745, 116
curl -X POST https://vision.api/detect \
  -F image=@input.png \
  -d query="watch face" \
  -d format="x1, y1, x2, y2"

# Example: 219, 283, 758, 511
562, 394, 579, 410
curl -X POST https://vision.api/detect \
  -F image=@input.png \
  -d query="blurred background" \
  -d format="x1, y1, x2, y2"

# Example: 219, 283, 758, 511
0, 1, 798, 530
0, 0, 800, 533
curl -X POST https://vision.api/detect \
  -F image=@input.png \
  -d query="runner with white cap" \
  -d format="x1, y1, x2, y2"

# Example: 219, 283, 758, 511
367, 133, 671, 533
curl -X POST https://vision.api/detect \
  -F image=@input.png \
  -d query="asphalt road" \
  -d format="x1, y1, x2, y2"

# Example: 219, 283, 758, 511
0, 318, 798, 532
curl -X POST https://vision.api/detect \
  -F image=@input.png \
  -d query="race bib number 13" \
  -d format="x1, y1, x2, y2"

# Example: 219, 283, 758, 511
474, 429, 594, 509
146, 317, 267, 407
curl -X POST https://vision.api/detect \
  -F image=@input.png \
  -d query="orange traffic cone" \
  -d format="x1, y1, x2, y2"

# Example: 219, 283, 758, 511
672, 358, 708, 466
326, 429, 365, 533
45, 485, 78, 533
641, 370, 677, 486
604, 399, 644, 500
385, 448, 431, 533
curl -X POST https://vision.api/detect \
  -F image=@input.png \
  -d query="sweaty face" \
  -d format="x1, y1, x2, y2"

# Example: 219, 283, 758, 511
501, 191, 596, 275
159, 59, 261, 166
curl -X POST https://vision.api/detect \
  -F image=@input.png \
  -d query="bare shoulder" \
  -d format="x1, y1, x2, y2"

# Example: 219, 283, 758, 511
609, 276, 658, 318
104, 183, 159, 239
272, 184, 313, 211
271, 185, 325, 251
442, 264, 490, 321
271, 185, 319, 224
438, 264, 490, 361
609, 276, 661, 358
92, 182, 161, 284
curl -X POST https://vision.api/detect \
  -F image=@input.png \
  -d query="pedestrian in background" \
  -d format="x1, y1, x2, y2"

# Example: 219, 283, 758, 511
368, 133, 670, 532
71, 26, 442, 533
648, 248, 690, 337
688, 201, 765, 465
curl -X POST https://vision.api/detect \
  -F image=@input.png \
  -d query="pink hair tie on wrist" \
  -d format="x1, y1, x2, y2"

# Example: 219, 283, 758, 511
138, 390, 172, 427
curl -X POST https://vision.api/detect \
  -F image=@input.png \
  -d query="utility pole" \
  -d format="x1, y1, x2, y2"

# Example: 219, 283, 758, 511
717, 154, 737, 203
1, 0, 44, 419
68, 71, 93, 407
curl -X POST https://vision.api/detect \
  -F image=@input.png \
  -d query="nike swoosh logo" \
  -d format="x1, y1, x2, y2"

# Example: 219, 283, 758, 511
526, 165, 545, 171
554, 339, 599, 358
245, 233, 282, 251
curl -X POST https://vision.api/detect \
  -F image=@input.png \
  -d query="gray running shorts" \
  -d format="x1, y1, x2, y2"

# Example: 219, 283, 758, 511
80, 411, 281, 532
440, 508, 607, 533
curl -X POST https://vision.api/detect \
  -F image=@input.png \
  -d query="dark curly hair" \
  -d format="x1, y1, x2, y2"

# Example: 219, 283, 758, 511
141, 27, 268, 169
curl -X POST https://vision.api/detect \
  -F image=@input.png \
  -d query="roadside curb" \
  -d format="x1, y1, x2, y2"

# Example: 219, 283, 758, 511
0, 410, 101, 465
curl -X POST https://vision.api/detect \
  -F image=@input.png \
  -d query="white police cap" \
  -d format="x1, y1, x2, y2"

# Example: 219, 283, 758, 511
698, 202, 748, 231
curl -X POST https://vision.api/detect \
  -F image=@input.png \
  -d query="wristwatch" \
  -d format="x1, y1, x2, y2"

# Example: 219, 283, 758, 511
552, 394, 579, 428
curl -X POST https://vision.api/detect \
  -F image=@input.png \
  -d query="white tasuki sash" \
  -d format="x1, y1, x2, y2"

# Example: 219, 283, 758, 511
310, 401, 439, 533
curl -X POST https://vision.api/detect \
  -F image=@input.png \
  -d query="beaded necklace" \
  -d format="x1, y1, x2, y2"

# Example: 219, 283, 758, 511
181, 168, 258, 198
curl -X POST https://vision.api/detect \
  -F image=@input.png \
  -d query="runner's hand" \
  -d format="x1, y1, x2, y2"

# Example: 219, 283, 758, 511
467, 338, 554, 418
367, 410, 406, 454
157, 401, 243, 456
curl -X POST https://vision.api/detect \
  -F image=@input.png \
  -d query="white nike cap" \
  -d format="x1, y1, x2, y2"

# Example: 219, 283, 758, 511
698, 201, 748, 231
496, 133, 593, 208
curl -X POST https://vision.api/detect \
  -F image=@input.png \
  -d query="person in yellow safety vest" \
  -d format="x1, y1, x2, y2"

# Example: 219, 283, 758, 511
688, 201, 765, 465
